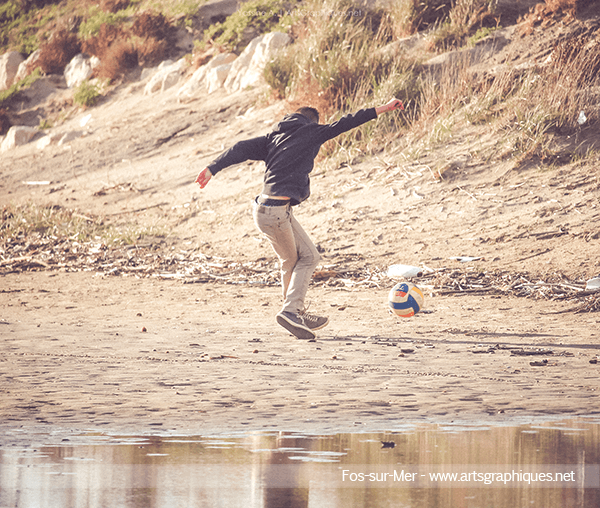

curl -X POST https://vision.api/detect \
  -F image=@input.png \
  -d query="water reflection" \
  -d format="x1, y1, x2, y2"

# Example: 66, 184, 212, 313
1, 417, 599, 507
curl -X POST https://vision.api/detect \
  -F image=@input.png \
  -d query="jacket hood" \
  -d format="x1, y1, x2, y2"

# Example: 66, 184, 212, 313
273, 113, 312, 134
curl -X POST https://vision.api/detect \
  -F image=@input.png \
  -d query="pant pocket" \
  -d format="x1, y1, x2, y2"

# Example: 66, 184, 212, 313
253, 206, 291, 235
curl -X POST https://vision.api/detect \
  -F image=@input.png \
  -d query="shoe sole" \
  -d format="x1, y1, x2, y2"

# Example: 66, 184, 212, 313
276, 314, 316, 340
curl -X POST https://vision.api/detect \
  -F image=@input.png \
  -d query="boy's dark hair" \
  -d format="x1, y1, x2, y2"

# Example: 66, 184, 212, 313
295, 107, 319, 124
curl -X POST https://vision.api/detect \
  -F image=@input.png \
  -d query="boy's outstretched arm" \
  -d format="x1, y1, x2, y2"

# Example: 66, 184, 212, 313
375, 98, 404, 116
195, 136, 269, 189
317, 98, 405, 142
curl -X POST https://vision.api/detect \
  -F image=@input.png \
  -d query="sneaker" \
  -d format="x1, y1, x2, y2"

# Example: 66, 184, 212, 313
299, 310, 329, 331
276, 311, 316, 340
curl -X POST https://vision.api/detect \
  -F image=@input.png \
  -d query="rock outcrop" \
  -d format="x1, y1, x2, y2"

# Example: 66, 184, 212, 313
1, 126, 38, 153
144, 58, 187, 95
177, 32, 290, 99
224, 32, 290, 93
15, 50, 40, 82
0, 51, 25, 90
64, 54, 100, 88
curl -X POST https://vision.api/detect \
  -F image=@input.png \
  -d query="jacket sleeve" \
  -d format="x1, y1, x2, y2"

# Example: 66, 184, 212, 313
206, 136, 268, 175
315, 108, 377, 143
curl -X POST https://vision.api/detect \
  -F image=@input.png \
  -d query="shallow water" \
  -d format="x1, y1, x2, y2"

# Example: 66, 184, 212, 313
1, 417, 599, 508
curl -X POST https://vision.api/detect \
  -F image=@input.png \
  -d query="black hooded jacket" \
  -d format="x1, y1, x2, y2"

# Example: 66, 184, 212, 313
206, 108, 377, 205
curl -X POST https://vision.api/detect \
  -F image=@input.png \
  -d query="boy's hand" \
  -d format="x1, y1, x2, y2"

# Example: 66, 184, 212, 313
195, 168, 212, 189
387, 98, 404, 111
376, 98, 404, 115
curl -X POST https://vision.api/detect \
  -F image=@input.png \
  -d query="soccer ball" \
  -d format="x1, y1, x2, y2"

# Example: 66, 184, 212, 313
388, 282, 424, 317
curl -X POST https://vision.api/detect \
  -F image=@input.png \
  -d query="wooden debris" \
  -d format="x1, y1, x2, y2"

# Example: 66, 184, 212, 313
510, 349, 554, 356
1, 220, 597, 313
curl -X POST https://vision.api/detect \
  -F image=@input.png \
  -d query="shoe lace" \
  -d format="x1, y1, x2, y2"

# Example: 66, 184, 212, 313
298, 308, 322, 325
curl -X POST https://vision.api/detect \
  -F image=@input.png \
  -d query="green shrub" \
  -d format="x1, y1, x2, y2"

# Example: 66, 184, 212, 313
203, 0, 295, 53
73, 80, 101, 107
78, 5, 129, 39
0, 0, 62, 54
468, 26, 497, 45
0, 67, 42, 109
39, 118, 52, 129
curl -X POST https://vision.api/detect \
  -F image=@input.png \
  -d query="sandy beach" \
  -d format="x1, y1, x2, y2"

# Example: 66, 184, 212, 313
2, 268, 598, 439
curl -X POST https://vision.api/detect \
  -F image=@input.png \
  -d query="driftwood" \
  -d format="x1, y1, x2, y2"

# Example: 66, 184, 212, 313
1, 230, 598, 313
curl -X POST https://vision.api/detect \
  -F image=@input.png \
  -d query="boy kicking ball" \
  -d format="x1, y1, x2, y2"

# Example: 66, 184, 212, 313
196, 99, 404, 340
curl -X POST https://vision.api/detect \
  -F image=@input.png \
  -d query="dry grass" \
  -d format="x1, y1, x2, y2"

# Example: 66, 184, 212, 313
80, 10, 178, 80
264, 0, 423, 161
264, 0, 599, 167
97, 39, 138, 81
378, 23, 600, 166
542, 0, 580, 15
130, 11, 175, 67
0, 202, 164, 247
390, 0, 453, 36
427, 0, 498, 51
81, 22, 125, 61
99, 0, 131, 13
265, 0, 400, 116
519, 0, 581, 35
81, 23, 137, 81
36, 26, 81, 75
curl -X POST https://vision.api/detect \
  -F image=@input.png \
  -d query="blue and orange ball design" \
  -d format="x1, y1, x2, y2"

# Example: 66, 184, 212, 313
388, 282, 425, 317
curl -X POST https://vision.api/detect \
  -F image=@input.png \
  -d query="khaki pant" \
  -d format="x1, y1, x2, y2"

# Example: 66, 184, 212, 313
252, 199, 320, 314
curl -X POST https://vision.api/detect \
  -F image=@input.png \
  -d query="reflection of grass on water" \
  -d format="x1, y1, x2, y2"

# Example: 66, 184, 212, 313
1, 202, 166, 247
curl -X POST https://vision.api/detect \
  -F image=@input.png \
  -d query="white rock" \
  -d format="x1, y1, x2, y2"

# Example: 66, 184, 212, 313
58, 130, 84, 146
36, 132, 63, 150
15, 50, 41, 82
157, 59, 175, 70
238, 32, 290, 90
223, 37, 262, 93
224, 32, 290, 93
144, 75, 163, 94
64, 54, 94, 88
177, 52, 236, 100
162, 68, 182, 91
1, 126, 38, 152
36, 136, 52, 150
141, 66, 158, 81
80, 113, 93, 127
207, 63, 233, 94
0, 51, 25, 90
144, 58, 187, 95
